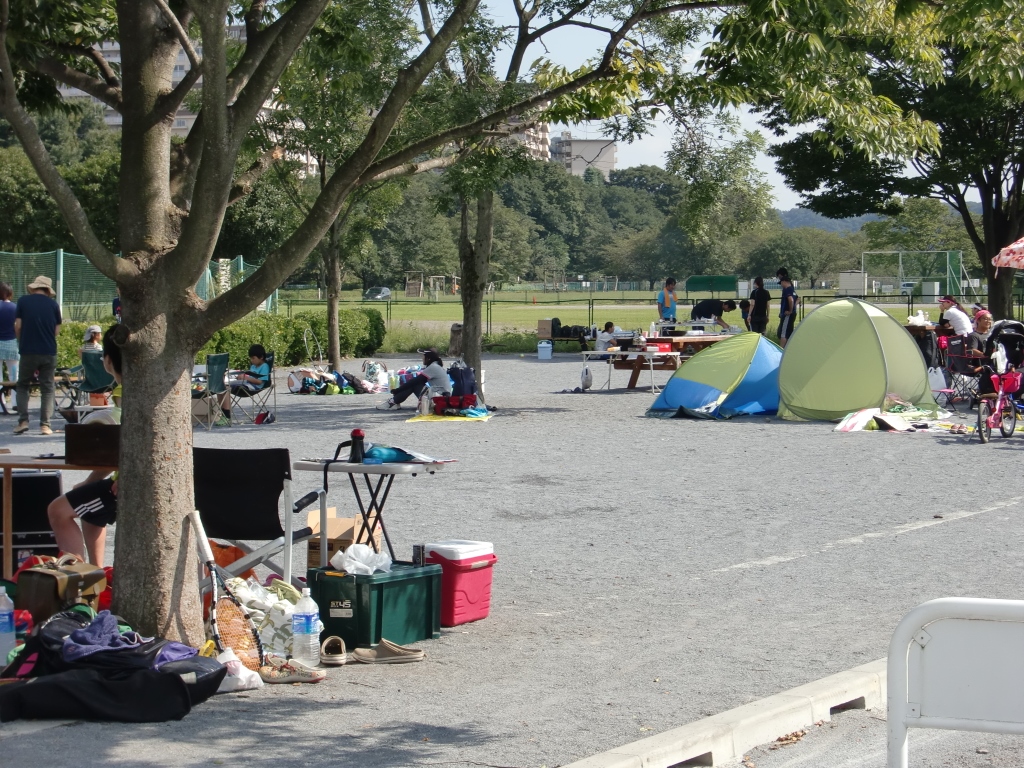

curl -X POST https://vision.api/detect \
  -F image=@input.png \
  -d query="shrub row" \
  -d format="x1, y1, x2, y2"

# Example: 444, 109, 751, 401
52, 308, 385, 370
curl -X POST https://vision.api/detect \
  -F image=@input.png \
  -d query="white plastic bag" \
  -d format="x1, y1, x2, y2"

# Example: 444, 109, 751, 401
216, 649, 263, 692
927, 367, 948, 393
581, 366, 593, 391
331, 542, 392, 575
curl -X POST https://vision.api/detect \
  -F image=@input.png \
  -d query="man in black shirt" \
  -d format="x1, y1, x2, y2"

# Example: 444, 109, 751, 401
749, 276, 771, 335
690, 298, 736, 331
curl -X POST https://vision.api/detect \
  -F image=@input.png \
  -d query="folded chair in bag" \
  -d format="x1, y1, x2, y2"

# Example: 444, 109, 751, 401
192, 353, 229, 431
193, 447, 322, 588
230, 352, 277, 424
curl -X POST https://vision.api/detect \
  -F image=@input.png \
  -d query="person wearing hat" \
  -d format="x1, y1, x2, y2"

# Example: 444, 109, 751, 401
937, 295, 972, 337
79, 324, 103, 358
14, 275, 62, 435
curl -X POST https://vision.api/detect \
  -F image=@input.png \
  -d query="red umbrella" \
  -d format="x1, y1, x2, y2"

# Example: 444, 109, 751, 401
993, 235, 1024, 271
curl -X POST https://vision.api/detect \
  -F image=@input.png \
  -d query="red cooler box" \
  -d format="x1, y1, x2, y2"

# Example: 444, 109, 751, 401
424, 540, 497, 627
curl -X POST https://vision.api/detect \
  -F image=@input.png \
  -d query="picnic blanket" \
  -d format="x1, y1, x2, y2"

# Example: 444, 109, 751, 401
407, 413, 491, 423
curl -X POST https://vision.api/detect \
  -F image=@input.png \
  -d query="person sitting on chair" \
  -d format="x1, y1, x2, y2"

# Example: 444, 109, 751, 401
219, 344, 270, 423
594, 321, 617, 361
78, 325, 103, 358
377, 349, 450, 410
47, 326, 122, 565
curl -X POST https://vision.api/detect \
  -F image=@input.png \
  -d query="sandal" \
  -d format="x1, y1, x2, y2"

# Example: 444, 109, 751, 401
320, 636, 348, 666
258, 655, 326, 684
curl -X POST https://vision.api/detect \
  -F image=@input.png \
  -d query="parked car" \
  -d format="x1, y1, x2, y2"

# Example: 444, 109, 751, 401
363, 287, 391, 301
899, 281, 916, 296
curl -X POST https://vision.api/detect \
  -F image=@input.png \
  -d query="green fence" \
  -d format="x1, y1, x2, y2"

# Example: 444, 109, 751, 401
0, 250, 274, 321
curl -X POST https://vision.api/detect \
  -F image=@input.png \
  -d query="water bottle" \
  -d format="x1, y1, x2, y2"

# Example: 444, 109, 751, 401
388, 372, 398, 391
291, 588, 321, 666
348, 428, 365, 463
649, 321, 657, 338
0, 586, 15, 664
418, 384, 432, 415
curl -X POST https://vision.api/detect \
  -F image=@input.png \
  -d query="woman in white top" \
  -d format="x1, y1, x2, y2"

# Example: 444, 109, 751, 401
938, 295, 972, 337
377, 349, 450, 410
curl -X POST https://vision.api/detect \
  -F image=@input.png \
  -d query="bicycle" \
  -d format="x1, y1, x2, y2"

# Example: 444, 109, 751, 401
976, 369, 1022, 443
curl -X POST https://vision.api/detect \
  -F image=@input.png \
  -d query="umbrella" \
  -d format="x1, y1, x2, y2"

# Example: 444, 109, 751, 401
993, 235, 1024, 271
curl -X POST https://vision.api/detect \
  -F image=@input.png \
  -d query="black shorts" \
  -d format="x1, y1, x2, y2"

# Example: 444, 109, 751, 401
64, 478, 117, 526
750, 318, 768, 334
778, 314, 796, 341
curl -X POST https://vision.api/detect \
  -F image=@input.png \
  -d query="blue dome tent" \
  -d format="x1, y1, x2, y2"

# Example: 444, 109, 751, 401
647, 333, 783, 419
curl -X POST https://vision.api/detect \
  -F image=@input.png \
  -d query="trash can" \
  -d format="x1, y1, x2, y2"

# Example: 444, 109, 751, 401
537, 340, 553, 360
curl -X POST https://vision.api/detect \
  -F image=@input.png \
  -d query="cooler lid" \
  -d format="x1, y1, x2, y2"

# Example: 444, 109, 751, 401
425, 540, 493, 560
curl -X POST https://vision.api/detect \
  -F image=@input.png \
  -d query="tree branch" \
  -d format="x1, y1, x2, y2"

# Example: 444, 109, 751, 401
152, 67, 201, 126
364, 153, 461, 184
74, 45, 121, 87
200, 0, 484, 336
640, 0, 743, 19
33, 56, 122, 111
227, 146, 285, 205
245, 0, 267, 42
0, 0, 128, 279
154, 0, 200, 70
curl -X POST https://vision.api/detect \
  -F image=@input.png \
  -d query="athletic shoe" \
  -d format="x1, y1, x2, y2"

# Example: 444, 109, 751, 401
258, 655, 326, 684
375, 398, 400, 411
214, 416, 231, 427
40, 425, 52, 436
320, 636, 348, 666
351, 638, 425, 664
13, 422, 28, 435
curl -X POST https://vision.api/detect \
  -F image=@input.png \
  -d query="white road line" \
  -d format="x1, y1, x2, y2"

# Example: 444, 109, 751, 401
712, 496, 1024, 574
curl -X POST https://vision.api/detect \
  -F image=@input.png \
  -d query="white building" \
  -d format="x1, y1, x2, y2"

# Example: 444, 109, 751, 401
549, 132, 617, 179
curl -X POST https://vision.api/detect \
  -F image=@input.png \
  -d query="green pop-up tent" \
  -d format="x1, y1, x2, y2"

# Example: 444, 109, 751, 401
778, 298, 938, 420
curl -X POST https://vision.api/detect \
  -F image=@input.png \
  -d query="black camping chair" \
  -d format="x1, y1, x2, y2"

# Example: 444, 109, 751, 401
193, 447, 322, 588
944, 336, 979, 407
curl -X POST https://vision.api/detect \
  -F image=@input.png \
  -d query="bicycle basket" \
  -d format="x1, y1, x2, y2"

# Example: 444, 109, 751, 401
1000, 371, 1022, 394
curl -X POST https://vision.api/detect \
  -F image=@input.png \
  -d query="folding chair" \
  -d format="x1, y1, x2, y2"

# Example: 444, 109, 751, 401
230, 351, 276, 424
945, 336, 979, 409
191, 353, 229, 430
77, 350, 115, 405
192, 447, 321, 588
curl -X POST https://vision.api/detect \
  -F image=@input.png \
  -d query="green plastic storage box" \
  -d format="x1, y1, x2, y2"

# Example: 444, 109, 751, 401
308, 563, 442, 649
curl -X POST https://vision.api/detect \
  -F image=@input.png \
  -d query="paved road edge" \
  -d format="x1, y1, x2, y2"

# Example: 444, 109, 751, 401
563, 658, 888, 768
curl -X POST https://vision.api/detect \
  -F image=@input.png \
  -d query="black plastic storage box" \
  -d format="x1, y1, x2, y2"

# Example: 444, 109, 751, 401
308, 563, 442, 649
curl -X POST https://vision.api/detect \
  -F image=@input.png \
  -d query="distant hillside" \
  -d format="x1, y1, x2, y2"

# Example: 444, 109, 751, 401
777, 208, 880, 233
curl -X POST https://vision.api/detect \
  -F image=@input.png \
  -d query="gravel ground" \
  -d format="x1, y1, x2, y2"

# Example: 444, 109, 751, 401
1, 350, 1023, 767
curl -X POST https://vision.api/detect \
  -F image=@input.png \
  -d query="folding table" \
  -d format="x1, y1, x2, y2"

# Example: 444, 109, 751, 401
292, 459, 445, 563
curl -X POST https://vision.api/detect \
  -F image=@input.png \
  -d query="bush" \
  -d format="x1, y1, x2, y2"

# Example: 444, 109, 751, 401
58, 322, 91, 369
357, 308, 386, 357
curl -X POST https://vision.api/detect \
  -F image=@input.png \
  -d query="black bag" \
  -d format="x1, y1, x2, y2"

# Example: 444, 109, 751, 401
448, 364, 477, 397
550, 317, 562, 338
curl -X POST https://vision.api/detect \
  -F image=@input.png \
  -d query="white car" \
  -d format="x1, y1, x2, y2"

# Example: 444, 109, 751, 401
899, 282, 916, 296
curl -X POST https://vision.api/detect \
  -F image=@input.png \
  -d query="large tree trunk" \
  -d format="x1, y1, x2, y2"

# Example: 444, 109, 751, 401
110, 303, 202, 642
459, 191, 494, 404
986, 262, 1016, 320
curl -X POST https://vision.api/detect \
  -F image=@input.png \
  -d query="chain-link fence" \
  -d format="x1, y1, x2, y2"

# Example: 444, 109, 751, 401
0, 250, 276, 321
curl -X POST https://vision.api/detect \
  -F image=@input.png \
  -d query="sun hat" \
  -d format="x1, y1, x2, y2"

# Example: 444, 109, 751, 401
27, 275, 55, 297
83, 324, 102, 341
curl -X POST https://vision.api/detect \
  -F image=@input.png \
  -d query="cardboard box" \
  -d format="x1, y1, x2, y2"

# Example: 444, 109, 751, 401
537, 319, 553, 339
306, 507, 382, 568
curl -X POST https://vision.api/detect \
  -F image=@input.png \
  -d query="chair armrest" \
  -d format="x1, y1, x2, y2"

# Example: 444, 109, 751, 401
292, 489, 324, 514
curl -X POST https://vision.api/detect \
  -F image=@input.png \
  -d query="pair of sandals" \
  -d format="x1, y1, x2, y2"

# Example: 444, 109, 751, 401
950, 423, 969, 434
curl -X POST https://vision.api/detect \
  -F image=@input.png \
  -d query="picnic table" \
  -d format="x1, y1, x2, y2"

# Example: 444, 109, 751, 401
582, 349, 681, 393
651, 333, 734, 358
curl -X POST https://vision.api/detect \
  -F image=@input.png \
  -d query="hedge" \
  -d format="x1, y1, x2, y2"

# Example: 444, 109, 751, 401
53, 308, 385, 370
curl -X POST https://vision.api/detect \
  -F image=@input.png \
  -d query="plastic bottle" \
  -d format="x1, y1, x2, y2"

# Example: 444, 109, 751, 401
388, 372, 399, 391
291, 588, 321, 666
0, 586, 15, 664
348, 428, 365, 463
418, 385, 432, 415
649, 321, 657, 338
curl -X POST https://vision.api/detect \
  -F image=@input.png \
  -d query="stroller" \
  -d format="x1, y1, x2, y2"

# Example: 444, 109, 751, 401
984, 320, 1024, 375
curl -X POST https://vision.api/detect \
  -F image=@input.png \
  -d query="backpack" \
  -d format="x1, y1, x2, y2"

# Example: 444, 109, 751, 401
448, 363, 477, 396
550, 317, 562, 338
581, 366, 593, 390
